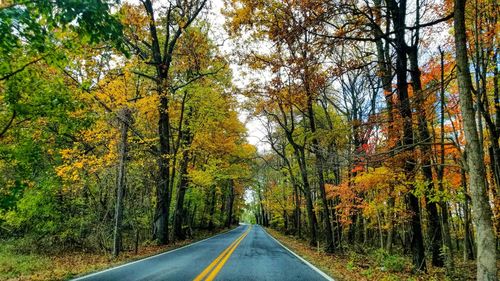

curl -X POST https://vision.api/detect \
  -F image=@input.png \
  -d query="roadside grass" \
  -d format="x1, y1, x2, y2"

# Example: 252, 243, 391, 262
0, 227, 236, 281
266, 228, 487, 281
0, 242, 50, 280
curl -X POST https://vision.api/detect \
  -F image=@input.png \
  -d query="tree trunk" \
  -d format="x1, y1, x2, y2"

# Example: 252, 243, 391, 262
113, 107, 132, 257
275, 104, 317, 246
306, 94, 335, 253
296, 147, 318, 247
374, 0, 396, 252
172, 144, 191, 240
454, 1, 497, 278
173, 107, 193, 241
408, 45, 445, 267
462, 164, 475, 260
294, 183, 301, 236
208, 186, 216, 230
438, 47, 455, 270
154, 95, 172, 245
387, 0, 427, 270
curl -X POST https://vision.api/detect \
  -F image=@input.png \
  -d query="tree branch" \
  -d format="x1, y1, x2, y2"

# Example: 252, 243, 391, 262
0, 57, 44, 81
0, 110, 16, 138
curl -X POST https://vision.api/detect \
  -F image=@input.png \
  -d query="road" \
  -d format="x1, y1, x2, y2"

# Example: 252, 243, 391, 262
73, 224, 333, 281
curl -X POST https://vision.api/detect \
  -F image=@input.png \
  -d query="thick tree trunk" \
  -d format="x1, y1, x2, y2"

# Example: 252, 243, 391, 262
461, 164, 476, 260
408, 46, 445, 267
374, 1, 396, 252
113, 108, 132, 257
154, 95, 172, 244
173, 110, 193, 241
275, 105, 317, 245
296, 147, 318, 247
306, 95, 335, 253
294, 183, 301, 237
454, 0, 497, 278
394, 25, 427, 274
173, 147, 191, 240
387, 0, 426, 270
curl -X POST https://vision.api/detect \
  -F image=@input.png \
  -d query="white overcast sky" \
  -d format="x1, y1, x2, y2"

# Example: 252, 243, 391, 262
206, 0, 269, 153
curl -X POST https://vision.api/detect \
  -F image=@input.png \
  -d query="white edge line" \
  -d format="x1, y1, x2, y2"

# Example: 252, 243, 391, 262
261, 226, 335, 281
72, 225, 245, 280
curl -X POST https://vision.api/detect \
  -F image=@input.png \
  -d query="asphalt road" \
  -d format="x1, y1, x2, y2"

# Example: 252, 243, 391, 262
73, 224, 333, 281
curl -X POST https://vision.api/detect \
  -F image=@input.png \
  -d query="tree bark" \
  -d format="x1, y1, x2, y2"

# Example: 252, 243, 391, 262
408, 45, 445, 268
374, 0, 396, 252
454, 0, 497, 278
296, 146, 319, 246
438, 47, 454, 270
274, 104, 318, 246
113, 107, 132, 257
173, 105, 193, 241
388, 0, 426, 271
306, 93, 335, 252
208, 186, 217, 230
461, 162, 475, 260
387, 0, 426, 270
172, 141, 192, 240
153, 95, 172, 244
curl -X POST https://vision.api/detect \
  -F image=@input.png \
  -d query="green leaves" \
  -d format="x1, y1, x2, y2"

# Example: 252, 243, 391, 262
0, 0, 125, 55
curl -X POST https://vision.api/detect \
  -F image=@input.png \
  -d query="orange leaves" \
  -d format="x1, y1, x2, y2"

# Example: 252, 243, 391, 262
351, 165, 364, 173
327, 182, 358, 225
326, 167, 408, 226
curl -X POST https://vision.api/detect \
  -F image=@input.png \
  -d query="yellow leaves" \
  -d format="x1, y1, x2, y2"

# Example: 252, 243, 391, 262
135, 94, 158, 124
59, 148, 77, 160
56, 123, 119, 193
223, 0, 260, 36
189, 167, 216, 187
95, 79, 128, 109
354, 166, 403, 193
120, 3, 149, 39
240, 143, 257, 158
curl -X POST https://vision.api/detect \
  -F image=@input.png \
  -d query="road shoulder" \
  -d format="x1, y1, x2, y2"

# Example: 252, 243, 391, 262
264, 228, 339, 281
72, 225, 242, 280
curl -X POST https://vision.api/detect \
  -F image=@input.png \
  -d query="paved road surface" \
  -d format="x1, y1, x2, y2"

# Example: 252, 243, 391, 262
73, 225, 333, 281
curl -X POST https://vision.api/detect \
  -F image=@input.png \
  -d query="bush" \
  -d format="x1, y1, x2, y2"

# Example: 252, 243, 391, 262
373, 248, 406, 272
383, 254, 405, 272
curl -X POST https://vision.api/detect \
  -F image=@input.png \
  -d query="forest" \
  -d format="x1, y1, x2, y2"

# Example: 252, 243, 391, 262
0, 0, 498, 280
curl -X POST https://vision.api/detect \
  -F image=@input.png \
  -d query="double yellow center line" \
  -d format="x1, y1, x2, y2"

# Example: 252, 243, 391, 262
193, 225, 252, 281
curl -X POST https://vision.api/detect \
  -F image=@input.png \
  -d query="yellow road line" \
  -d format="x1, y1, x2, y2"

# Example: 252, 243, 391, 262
193, 226, 252, 281
204, 227, 251, 281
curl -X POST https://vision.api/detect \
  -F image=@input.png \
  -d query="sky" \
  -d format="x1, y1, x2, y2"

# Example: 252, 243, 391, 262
206, 0, 269, 153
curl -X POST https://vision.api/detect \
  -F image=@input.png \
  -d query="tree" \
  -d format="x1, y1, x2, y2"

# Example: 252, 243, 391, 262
121, 0, 209, 244
113, 107, 132, 257
454, 0, 497, 278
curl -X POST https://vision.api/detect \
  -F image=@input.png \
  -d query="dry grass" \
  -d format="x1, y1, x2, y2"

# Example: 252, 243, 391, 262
265, 228, 493, 281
